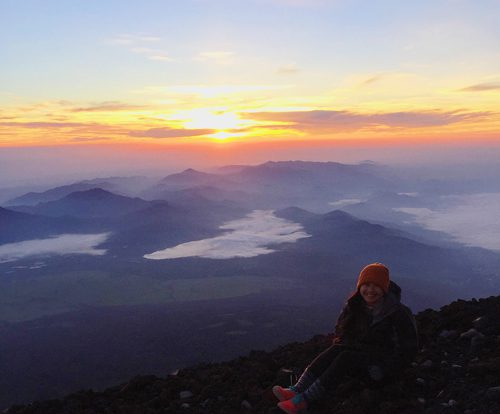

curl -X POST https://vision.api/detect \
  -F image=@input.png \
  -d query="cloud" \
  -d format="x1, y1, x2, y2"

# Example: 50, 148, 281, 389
0, 233, 109, 263
129, 47, 173, 61
144, 210, 310, 260
148, 55, 173, 61
0, 121, 89, 128
371, 111, 489, 127
195, 51, 235, 64
243, 109, 491, 132
263, 0, 329, 6
393, 193, 500, 251
0, 121, 126, 137
129, 127, 215, 138
132, 84, 293, 98
70, 102, 146, 112
108, 34, 161, 45
16, 101, 68, 112
459, 82, 500, 92
329, 198, 365, 208
276, 64, 300, 75
70, 137, 111, 142
360, 74, 384, 86
108, 34, 172, 62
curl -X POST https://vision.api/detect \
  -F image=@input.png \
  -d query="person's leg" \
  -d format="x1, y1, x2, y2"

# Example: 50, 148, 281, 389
274, 345, 346, 403
303, 350, 371, 403
294, 344, 346, 392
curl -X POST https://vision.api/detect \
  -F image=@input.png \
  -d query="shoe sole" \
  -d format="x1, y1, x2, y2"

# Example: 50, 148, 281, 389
272, 386, 295, 402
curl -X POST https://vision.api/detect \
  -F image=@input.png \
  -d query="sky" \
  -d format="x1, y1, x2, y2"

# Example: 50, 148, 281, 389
1, 0, 500, 181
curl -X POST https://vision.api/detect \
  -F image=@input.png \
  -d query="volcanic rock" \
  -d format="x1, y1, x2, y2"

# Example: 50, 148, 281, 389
7, 295, 500, 413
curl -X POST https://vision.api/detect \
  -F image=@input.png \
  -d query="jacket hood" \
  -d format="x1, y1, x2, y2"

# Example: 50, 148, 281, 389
388, 280, 401, 302
372, 280, 402, 324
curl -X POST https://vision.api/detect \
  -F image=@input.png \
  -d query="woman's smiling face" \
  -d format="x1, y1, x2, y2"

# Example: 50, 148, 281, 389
359, 282, 385, 306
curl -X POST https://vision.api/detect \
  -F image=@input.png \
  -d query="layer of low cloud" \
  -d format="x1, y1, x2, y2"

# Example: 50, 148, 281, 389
397, 192, 419, 197
394, 193, 500, 251
0, 233, 110, 263
144, 210, 310, 260
329, 198, 364, 208
129, 127, 215, 138
244, 109, 490, 132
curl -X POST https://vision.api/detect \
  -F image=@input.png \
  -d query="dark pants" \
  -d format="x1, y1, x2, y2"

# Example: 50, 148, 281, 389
306, 345, 375, 389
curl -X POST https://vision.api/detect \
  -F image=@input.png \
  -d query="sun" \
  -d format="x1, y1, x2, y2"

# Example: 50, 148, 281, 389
182, 109, 242, 130
165, 108, 254, 140
208, 131, 246, 141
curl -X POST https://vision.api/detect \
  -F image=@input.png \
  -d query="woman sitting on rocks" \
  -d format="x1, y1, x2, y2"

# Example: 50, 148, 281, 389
273, 263, 418, 414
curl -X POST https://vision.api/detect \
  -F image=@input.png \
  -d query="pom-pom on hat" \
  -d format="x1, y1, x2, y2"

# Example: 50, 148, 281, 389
356, 263, 390, 293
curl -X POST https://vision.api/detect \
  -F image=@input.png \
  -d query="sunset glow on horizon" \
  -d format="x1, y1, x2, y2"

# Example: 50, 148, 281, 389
1, 0, 500, 154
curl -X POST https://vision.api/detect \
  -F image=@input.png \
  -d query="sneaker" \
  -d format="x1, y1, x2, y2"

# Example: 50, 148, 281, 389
277, 393, 308, 414
272, 385, 298, 402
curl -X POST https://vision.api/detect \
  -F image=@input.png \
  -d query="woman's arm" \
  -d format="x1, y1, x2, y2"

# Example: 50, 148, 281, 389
332, 305, 349, 344
392, 305, 419, 366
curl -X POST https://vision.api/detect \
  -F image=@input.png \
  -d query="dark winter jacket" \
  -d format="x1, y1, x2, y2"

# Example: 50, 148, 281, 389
333, 281, 418, 374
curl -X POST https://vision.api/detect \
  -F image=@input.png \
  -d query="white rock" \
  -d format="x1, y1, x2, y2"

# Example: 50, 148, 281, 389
241, 400, 252, 410
460, 328, 481, 339
180, 390, 194, 400
486, 386, 500, 401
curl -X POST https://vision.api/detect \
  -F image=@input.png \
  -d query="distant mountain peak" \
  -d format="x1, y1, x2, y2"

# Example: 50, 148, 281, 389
180, 168, 207, 176
162, 168, 213, 181
260, 160, 344, 168
182, 168, 199, 174
274, 206, 318, 223
155, 169, 229, 190
65, 188, 116, 200
323, 209, 356, 220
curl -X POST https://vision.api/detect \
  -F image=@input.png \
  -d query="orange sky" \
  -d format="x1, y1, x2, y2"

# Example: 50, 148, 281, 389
1, 1, 500, 161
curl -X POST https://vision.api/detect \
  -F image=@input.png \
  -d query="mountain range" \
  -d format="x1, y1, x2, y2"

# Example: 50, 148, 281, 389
1, 160, 499, 410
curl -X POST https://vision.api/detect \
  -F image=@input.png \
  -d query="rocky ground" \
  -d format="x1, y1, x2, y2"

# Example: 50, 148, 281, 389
7, 295, 500, 414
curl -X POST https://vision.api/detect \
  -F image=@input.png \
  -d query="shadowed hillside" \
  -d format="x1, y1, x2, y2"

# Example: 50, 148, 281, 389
7, 294, 500, 413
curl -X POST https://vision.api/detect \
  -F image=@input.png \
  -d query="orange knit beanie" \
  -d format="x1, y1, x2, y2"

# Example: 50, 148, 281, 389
356, 263, 390, 293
